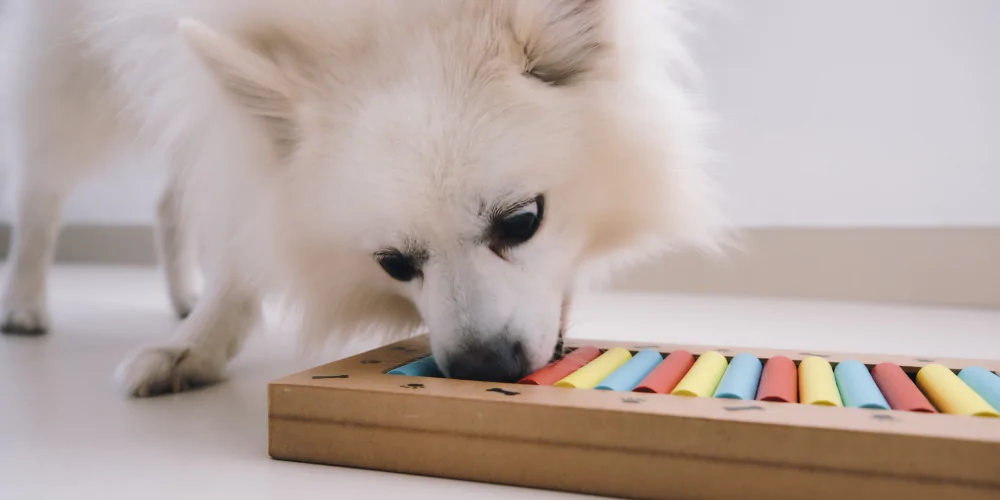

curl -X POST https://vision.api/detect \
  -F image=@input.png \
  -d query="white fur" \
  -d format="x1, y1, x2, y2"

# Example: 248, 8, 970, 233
0, 0, 725, 395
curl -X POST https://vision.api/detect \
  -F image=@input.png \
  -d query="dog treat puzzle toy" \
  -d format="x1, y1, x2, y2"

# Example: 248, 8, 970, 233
268, 335, 1000, 500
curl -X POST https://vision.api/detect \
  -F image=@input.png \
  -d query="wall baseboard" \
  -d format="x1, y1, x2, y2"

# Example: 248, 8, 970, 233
0, 225, 996, 308
0, 224, 158, 266
611, 227, 999, 309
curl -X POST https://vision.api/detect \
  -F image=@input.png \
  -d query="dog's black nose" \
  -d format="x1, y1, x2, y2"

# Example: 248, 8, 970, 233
444, 340, 529, 383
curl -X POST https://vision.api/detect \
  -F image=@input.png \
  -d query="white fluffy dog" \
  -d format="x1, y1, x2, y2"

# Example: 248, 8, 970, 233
0, 0, 723, 396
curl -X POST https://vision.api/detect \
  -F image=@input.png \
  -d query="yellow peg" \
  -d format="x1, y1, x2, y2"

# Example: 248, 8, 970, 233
671, 351, 728, 397
799, 357, 843, 406
555, 348, 632, 389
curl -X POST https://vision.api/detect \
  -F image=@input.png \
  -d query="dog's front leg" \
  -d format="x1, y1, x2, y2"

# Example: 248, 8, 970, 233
155, 171, 200, 320
115, 278, 259, 397
1, 177, 67, 335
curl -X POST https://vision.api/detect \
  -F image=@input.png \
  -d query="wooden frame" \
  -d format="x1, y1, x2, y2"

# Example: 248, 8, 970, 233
268, 335, 1000, 500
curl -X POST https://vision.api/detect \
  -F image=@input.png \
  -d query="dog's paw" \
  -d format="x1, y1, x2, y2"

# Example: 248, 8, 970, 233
1, 302, 49, 335
115, 346, 224, 397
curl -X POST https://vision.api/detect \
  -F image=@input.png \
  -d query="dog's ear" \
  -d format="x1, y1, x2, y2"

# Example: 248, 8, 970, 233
513, 0, 607, 85
178, 18, 297, 156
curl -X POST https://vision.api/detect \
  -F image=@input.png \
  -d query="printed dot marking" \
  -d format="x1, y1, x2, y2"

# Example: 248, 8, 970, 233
872, 413, 898, 421
723, 405, 765, 412
311, 374, 349, 380
487, 388, 520, 396
360, 359, 381, 364
401, 383, 425, 389
621, 397, 645, 404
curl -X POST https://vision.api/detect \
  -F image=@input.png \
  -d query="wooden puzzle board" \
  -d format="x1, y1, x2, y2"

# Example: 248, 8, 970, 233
268, 335, 1000, 500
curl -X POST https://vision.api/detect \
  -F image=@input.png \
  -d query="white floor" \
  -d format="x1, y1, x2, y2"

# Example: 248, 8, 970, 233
2, 265, 998, 500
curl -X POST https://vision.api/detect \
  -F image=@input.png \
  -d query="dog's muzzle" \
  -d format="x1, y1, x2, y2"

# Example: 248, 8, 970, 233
443, 339, 530, 383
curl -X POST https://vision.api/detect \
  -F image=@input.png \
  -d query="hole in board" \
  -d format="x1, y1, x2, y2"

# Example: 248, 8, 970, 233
871, 413, 898, 421
487, 388, 520, 396
401, 383, 425, 389
621, 397, 645, 404
723, 405, 765, 412
915, 358, 935, 363
360, 359, 381, 364
312, 375, 349, 380
798, 352, 829, 358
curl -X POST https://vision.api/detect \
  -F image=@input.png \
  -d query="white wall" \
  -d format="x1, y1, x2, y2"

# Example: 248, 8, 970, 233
0, 162, 164, 226
1, 0, 997, 227
690, 0, 1000, 226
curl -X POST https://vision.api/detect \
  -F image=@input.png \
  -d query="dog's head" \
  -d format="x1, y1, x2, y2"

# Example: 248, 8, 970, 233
181, 0, 723, 382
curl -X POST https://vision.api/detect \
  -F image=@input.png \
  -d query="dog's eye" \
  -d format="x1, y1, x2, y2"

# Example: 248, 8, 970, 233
495, 196, 545, 248
499, 211, 539, 242
524, 68, 548, 83
523, 68, 566, 86
375, 251, 419, 282
524, 57, 588, 87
